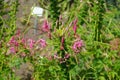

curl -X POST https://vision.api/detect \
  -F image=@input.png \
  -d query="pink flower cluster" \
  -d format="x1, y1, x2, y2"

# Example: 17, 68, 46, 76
8, 34, 47, 55
28, 39, 35, 49
72, 40, 83, 53
27, 38, 47, 49
9, 47, 16, 53
9, 36, 19, 46
37, 39, 47, 48
8, 29, 22, 54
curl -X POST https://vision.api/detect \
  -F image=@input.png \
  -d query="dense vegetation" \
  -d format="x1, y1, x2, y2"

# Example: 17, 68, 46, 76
0, 0, 120, 80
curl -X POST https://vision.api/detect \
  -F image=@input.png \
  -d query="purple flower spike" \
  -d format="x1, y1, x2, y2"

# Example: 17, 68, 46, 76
73, 18, 78, 35
42, 20, 50, 32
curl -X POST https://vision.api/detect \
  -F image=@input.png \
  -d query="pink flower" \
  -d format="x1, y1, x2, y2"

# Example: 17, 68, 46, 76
9, 36, 19, 46
14, 41, 19, 46
72, 40, 83, 53
73, 18, 78, 35
20, 38, 27, 48
64, 54, 70, 59
9, 36, 16, 44
9, 47, 16, 53
21, 38, 25, 43
42, 20, 50, 32
28, 39, 35, 49
37, 39, 47, 47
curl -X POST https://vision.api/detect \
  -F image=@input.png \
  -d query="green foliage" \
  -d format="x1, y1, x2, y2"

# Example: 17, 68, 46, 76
0, 0, 19, 41
0, 0, 19, 79
33, 58, 66, 80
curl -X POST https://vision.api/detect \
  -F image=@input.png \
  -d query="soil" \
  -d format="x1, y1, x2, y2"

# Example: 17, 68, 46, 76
16, 0, 43, 40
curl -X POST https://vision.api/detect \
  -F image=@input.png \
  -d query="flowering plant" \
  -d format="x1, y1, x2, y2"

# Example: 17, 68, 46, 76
7, 29, 47, 57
